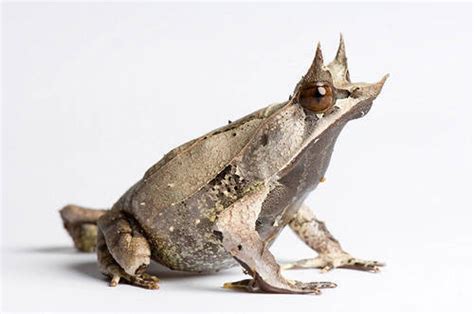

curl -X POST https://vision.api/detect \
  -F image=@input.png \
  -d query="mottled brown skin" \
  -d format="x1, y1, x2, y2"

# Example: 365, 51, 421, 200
60, 36, 388, 294
60, 205, 107, 252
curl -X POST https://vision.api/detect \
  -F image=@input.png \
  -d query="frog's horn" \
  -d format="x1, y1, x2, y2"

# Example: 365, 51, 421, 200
313, 42, 325, 74
303, 42, 333, 84
334, 34, 348, 68
328, 34, 351, 84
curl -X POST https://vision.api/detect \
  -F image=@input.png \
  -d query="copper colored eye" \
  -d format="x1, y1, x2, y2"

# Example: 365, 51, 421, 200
298, 82, 334, 113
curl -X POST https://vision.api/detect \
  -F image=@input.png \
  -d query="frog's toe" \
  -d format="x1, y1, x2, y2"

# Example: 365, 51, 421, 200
293, 280, 337, 292
223, 278, 335, 294
109, 274, 121, 287
127, 273, 160, 289
108, 271, 160, 289
337, 258, 385, 273
282, 254, 385, 273
223, 279, 259, 292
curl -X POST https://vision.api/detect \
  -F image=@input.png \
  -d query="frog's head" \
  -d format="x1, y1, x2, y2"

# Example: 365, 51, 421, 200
292, 35, 388, 123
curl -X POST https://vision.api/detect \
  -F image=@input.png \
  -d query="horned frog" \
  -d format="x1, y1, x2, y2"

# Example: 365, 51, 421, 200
60, 36, 388, 294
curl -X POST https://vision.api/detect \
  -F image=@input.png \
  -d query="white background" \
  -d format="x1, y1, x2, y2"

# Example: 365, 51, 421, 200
1, 2, 472, 312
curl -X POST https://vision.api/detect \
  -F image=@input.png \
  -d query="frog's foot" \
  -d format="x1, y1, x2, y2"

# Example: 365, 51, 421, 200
97, 211, 159, 289
108, 267, 160, 289
97, 235, 160, 289
288, 204, 385, 273
282, 253, 385, 273
223, 278, 336, 294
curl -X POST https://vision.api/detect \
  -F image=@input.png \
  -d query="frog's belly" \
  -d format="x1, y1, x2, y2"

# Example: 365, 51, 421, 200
140, 204, 236, 272
128, 186, 307, 272
132, 188, 300, 272
151, 243, 237, 273
145, 201, 299, 273
148, 217, 288, 273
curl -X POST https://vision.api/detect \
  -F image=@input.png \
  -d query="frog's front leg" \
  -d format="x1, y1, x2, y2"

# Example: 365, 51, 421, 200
282, 204, 384, 273
215, 184, 336, 294
96, 211, 159, 289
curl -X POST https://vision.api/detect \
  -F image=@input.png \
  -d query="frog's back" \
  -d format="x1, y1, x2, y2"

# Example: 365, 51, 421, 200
126, 102, 285, 211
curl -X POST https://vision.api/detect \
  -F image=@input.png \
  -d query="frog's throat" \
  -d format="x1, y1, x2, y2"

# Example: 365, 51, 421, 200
273, 97, 370, 181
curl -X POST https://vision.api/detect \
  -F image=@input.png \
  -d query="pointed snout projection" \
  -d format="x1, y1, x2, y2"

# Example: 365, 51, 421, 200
351, 74, 390, 99
296, 35, 388, 102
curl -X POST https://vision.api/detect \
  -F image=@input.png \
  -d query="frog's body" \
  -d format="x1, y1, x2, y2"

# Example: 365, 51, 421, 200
60, 37, 388, 294
114, 103, 287, 272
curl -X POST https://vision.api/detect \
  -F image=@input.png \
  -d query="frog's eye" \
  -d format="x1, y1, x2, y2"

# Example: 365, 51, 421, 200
298, 81, 335, 113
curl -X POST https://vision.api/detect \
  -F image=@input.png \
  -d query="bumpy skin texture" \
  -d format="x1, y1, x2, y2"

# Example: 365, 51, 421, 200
60, 36, 387, 294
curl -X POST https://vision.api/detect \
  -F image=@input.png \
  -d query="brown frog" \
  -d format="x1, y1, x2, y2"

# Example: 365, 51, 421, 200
60, 36, 388, 294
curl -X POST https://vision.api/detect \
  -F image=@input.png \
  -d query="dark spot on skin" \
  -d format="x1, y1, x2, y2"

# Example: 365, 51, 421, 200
261, 134, 268, 146
135, 264, 148, 275
237, 244, 243, 251
212, 165, 232, 182
232, 132, 237, 137
325, 106, 339, 115
213, 230, 223, 241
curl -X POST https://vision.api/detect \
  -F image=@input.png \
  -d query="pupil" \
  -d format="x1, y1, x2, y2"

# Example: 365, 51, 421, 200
316, 86, 326, 97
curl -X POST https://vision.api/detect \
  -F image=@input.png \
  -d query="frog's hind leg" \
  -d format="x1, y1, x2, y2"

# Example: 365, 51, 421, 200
215, 185, 336, 294
96, 211, 159, 289
59, 204, 107, 252
282, 204, 384, 273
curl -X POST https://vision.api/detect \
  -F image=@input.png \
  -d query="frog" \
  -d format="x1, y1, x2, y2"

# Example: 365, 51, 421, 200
60, 36, 388, 294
